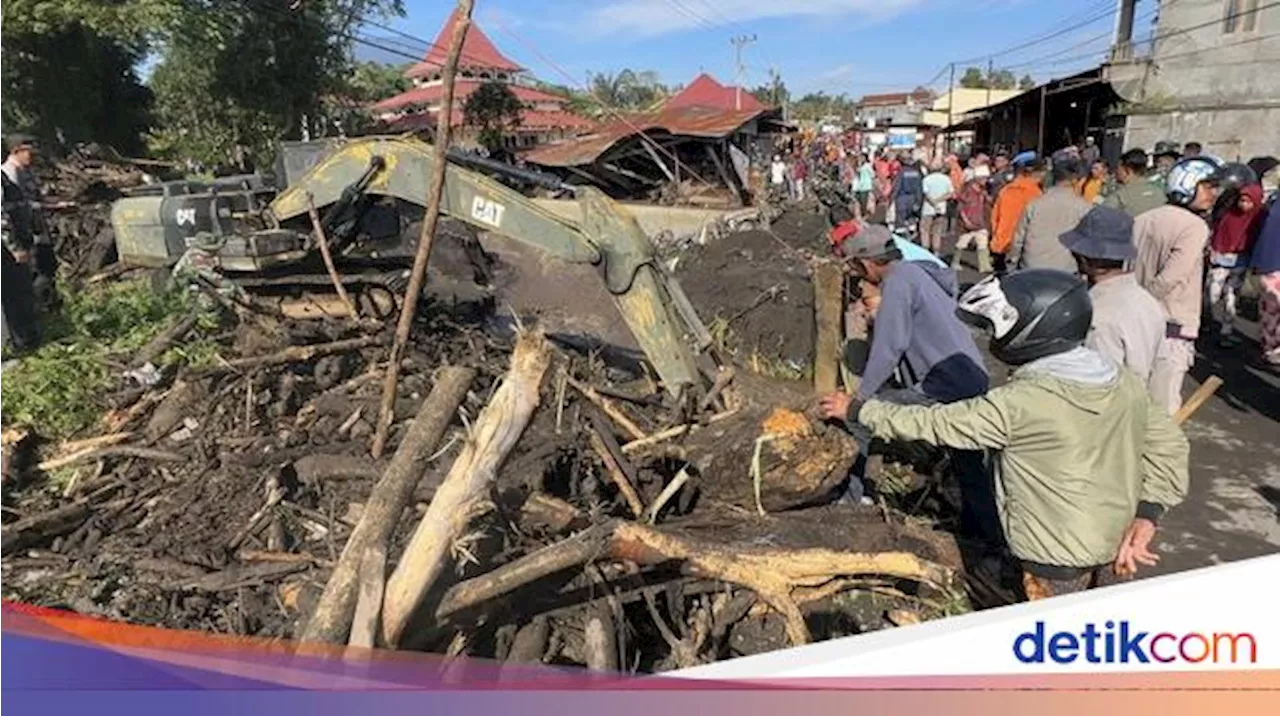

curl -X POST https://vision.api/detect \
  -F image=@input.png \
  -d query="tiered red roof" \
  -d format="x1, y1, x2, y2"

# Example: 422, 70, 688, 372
405, 7, 522, 78
664, 73, 765, 112
373, 10, 592, 137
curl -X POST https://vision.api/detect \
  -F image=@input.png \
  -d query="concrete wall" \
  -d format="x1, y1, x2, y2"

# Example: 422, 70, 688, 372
1124, 106, 1280, 161
531, 198, 728, 239
1108, 0, 1280, 157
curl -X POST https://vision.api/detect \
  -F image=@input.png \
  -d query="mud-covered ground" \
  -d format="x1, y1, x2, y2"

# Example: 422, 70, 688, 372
676, 211, 830, 368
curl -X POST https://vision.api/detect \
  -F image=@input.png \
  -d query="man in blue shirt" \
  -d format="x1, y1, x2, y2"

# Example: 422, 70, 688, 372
825, 223, 999, 546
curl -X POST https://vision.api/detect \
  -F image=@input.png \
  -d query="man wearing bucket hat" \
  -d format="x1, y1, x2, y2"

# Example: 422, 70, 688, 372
1060, 206, 1165, 393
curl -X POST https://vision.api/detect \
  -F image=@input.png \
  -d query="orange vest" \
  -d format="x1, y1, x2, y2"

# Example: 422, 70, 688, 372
990, 176, 1043, 254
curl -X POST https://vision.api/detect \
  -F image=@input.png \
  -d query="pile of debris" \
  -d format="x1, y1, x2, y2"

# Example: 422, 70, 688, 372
34, 145, 151, 283
676, 210, 831, 370
2, 191, 965, 670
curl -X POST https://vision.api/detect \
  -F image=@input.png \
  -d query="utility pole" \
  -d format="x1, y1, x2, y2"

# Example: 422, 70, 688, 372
731, 34, 757, 111
946, 62, 956, 153
986, 57, 993, 109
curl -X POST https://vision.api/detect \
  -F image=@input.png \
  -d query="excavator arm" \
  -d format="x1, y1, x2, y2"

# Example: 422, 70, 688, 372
270, 136, 710, 399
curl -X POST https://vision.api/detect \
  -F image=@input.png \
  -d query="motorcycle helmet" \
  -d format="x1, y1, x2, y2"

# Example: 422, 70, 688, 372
957, 269, 1092, 365
1211, 162, 1258, 194
1165, 155, 1223, 207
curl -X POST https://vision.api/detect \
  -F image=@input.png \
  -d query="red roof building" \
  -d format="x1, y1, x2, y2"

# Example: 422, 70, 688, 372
664, 73, 766, 112
373, 8, 590, 148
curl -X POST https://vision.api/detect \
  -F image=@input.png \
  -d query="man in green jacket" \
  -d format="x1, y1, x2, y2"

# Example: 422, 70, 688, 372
1104, 148, 1166, 218
820, 269, 1189, 600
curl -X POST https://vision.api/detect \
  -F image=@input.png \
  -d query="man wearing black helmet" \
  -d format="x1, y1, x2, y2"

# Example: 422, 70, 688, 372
822, 268, 1190, 599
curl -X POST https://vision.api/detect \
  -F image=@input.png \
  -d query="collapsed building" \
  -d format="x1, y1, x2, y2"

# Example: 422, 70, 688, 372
521, 75, 791, 206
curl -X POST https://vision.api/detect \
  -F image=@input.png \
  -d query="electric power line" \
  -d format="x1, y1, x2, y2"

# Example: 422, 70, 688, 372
950, 2, 1119, 66
1002, 0, 1278, 75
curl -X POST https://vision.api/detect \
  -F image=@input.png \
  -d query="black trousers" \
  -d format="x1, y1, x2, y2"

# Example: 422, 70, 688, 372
2, 246, 40, 351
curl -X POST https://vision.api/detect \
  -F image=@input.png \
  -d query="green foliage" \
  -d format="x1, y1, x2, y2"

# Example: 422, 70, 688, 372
1, 281, 220, 439
463, 81, 524, 152
583, 69, 669, 114
146, 0, 403, 168
347, 60, 411, 102
1019, 74, 1036, 90
959, 65, 1019, 90
790, 91, 855, 122
1, 21, 154, 153
751, 68, 789, 108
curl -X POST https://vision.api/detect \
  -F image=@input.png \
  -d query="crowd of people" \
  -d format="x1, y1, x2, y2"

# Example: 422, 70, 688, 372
809, 135, 1279, 602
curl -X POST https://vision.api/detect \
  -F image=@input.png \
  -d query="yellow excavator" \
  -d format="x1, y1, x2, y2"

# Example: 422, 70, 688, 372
109, 136, 719, 400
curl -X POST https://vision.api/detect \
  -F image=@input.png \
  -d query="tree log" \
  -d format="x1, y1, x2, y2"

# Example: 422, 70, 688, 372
436, 521, 615, 619
299, 365, 475, 644
38, 446, 183, 473
371, 0, 475, 458
133, 315, 197, 368
812, 262, 843, 394
381, 333, 551, 646
434, 518, 951, 647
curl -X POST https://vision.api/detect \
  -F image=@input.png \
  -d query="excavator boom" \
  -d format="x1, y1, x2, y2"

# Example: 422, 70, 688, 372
270, 137, 707, 398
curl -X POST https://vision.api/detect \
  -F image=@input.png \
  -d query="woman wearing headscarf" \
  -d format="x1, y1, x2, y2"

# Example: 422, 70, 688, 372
1251, 195, 1280, 367
1207, 183, 1266, 344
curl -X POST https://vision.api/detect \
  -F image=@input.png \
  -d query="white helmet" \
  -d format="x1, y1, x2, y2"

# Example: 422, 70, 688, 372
1166, 155, 1222, 207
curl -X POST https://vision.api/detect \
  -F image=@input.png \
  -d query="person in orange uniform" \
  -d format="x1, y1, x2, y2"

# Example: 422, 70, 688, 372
990, 152, 1045, 273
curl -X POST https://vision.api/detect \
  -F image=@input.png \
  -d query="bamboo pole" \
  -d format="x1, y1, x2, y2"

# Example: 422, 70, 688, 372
305, 192, 358, 320
371, 0, 475, 459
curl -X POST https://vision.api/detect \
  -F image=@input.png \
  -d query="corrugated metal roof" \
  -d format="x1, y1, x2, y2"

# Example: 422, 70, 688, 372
520, 105, 771, 168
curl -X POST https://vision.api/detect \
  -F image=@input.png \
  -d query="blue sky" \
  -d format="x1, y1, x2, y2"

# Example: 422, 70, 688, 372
362, 0, 1159, 97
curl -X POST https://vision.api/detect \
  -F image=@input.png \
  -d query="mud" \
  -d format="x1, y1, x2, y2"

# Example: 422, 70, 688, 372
676, 210, 830, 367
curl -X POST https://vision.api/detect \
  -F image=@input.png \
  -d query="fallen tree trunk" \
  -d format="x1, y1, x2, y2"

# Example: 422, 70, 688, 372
299, 365, 476, 644
503, 615, 550, 668
381, 333, 551, 646
434, 518, 951, 646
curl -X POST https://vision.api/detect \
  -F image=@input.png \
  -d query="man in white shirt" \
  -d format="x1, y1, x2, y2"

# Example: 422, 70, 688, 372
919, 160, 953, 254
1060, 206, 1164, 396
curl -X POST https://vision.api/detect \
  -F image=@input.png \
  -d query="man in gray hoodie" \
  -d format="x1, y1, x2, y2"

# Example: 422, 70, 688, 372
822, 224, 996, 542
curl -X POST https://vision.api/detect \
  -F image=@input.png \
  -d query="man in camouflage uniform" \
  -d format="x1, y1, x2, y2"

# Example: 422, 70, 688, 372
1, 135, 41, 351
170, 231, 248, 305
